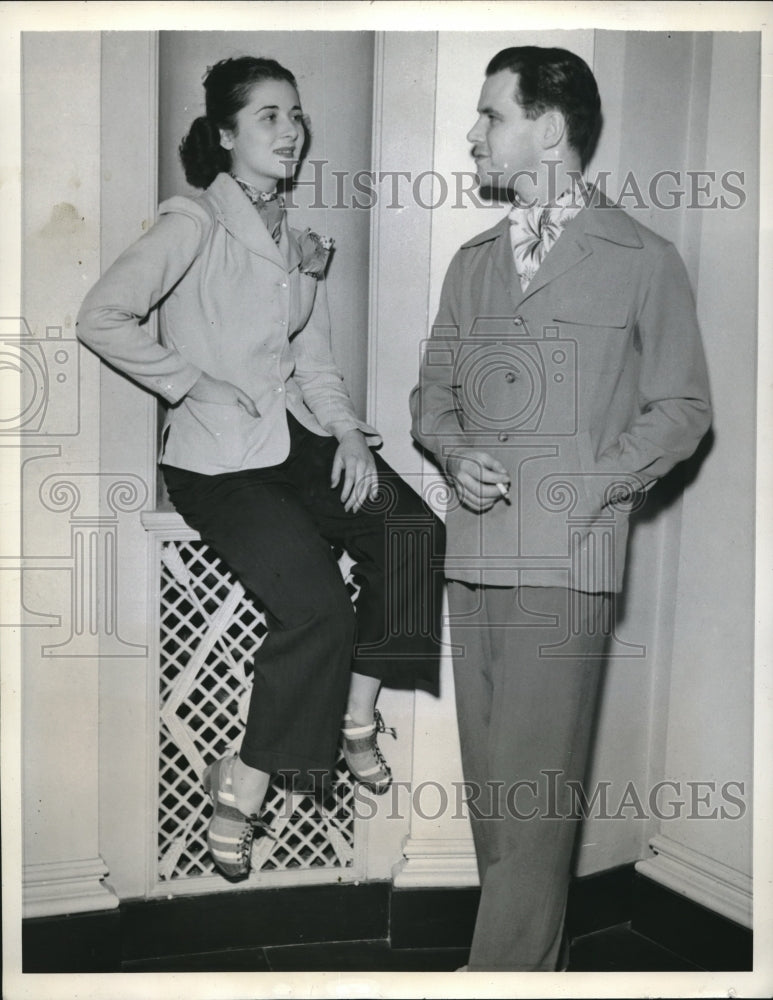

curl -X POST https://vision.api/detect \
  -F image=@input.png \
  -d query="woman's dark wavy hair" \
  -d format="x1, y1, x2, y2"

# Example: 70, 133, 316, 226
486, 46, 601, 163
179, 56, 299, 189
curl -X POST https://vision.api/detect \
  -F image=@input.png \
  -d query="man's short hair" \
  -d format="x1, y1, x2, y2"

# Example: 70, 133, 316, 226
486, 46, 601, 161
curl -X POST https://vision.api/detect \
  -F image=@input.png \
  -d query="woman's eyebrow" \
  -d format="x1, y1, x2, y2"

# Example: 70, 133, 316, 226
254, 104, 303, 113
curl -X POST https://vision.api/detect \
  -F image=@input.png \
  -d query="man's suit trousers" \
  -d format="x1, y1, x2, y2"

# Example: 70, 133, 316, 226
448, 582, 610, 971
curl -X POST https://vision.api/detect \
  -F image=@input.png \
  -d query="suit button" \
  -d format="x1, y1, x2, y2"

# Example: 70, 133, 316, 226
505, 370, 517, 383
498, 432, 509, 442
513, 316, 523, 326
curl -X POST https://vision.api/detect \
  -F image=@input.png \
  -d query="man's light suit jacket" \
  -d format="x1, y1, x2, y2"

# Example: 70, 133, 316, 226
410, 204, 712, 593
77, 172, 379, 475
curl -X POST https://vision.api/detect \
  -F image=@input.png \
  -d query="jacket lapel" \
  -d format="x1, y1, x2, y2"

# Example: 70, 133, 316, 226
498, 203, 643, 307
491, 221, 524, 314
462, 214, 595, 314
206, 173, 287, 269
515, 219, 592, 304
462, 218, 522, 315
281, 219, 303, 273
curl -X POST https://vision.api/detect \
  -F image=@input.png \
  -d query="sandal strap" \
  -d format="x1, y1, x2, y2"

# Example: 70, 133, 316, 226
374, 708, 397, 740
342, 717, 377, 738
342, 710, 397, 740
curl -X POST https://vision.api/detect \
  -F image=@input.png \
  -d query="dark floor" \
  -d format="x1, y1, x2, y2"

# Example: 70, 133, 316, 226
123, 921, 704, 973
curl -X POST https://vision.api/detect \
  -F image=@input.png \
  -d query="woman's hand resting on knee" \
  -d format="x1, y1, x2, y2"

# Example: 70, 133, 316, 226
331, 429, 379, 513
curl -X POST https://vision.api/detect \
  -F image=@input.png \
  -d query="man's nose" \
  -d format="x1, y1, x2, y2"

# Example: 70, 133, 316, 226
467, 116, 485, 145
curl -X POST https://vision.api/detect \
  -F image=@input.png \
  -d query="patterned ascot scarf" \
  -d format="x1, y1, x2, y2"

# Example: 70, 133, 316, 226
231, 174, 285, 245
508, 185, 587, 291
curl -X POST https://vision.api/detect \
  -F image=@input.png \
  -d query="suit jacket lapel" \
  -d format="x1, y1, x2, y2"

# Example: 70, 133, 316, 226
207, 173, 287, 269
490, 221, 524, 314
469, 214, 593, 314
517, 204, 643, 304
281, 219, 303, 273
515, 216, 592, 305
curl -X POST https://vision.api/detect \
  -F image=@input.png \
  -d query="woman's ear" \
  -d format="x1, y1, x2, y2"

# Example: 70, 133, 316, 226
540, 110, 567, 151
219, 128, 234, 151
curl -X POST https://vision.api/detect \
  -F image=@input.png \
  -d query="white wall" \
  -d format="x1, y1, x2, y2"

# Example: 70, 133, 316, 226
636, 32, 757, 925
577, 29, 716, 876
666, 30, 757, 873
21, 31, 118, 915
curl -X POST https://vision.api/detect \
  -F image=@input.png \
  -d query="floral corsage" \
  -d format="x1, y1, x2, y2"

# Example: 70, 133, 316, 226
298, 229, 334, 279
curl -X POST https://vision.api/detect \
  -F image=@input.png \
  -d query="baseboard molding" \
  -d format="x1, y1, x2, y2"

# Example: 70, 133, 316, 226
22, 857, 120, 919
566, 863, 635, 937
22, 865, 638, 972
391, 837, 479, 888
22, 862, 754, 973
632, 871, 752, 971
121, 882, 391, 962
635, 834, 752, 928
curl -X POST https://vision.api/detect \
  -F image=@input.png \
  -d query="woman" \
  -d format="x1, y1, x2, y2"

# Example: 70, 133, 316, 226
77, 56, 443, 881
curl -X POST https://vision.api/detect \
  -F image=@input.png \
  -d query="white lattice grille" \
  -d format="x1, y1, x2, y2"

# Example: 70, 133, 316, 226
155, 537, 361, 888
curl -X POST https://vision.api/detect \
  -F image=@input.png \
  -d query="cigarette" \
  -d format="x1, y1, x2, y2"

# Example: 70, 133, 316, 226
496, 482, 511, 503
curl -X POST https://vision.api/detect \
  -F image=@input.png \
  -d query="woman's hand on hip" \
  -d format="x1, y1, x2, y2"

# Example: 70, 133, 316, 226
331, 429, 379, 513
185, 372, 260, 417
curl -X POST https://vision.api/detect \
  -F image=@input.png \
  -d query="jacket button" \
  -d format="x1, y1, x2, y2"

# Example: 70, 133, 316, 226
498, 432, 509, 442
505, 371, 517, 383
513, 316, 523, 326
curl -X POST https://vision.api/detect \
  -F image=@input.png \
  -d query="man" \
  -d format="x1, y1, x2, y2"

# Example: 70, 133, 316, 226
410, 46, 711, 971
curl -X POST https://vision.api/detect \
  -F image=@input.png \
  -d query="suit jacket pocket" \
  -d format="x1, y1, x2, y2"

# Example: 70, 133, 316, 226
524, 431, 607, 523
552, 292, 630, 330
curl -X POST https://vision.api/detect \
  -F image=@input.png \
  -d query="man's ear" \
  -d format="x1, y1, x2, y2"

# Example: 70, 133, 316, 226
540, 110, 567, 151
219, 128, 234, 151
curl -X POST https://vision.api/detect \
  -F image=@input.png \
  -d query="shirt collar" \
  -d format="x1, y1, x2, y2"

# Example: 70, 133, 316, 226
509, 178, 593, 218
462, 194, 643, 251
